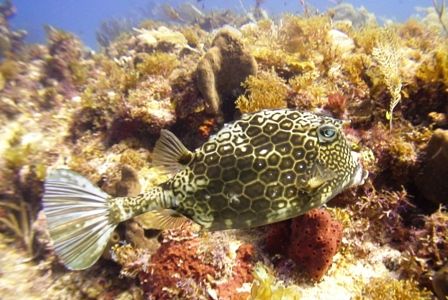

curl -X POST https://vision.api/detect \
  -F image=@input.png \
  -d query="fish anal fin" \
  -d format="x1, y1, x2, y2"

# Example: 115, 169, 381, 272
152, 129, 193, 174
134, 209, 194, 230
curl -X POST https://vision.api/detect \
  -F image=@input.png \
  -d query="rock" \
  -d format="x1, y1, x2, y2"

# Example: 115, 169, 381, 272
433, 263, 448, 300
196, 27, 257, 122
327, 29, 355, 55
415, 129, 448, 206
115, 165, 141, 197
134, 26, 188, 49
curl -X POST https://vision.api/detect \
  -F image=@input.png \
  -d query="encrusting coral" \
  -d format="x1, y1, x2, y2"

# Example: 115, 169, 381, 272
1, 1, 448, 299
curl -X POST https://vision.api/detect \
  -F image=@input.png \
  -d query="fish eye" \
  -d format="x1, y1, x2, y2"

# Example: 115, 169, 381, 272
317, 125, 337, 143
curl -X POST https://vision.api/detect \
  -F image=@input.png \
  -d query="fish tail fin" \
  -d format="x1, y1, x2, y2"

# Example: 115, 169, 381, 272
42, 169, 117, 270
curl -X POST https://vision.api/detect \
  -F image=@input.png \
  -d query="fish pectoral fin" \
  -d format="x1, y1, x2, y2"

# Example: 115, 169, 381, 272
134, 209, 193, 230
305, 162, 336, 192
152, 129, 193, 174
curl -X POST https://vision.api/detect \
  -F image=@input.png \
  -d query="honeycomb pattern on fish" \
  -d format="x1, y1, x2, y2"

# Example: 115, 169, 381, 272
165, 109, 357, 230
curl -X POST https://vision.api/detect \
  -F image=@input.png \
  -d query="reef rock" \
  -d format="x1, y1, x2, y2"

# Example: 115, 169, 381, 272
415, 129, 448, 206
327, 29, 355, 55
433, 263, 448, 300
134, 26, 188, 50
196, 27, 257, 122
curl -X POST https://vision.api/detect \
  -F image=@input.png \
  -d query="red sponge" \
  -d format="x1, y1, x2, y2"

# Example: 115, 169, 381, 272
288, 209, 343, 281
264, 208, 343, 281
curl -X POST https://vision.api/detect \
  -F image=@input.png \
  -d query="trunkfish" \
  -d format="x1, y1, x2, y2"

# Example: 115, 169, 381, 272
42, 109, 367, 270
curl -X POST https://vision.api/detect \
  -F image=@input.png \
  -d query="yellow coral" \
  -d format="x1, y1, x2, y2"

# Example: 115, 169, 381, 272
236, 70, 288, 113
354, 277, 432, 300
250, 263, 301, 300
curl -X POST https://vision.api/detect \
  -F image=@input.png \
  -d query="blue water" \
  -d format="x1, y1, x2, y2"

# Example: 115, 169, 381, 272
9, 0, 429, 49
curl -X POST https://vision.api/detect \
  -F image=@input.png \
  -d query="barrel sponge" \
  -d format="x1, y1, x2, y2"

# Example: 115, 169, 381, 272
196, 27, 257, 121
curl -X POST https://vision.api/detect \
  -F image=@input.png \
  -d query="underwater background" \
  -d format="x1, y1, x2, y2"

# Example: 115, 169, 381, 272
0, 0, 448, 299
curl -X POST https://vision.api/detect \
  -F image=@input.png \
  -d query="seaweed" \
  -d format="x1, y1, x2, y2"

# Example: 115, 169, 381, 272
136, 52, 179, 77
354, 277, 432, 300
0, 200, 36, 255
250, 263, 301, 300
416, 46, 448, 88
236, 70, 288, 113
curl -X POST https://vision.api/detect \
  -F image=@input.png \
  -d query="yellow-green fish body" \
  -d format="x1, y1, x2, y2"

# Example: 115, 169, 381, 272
43, 109, 367, 270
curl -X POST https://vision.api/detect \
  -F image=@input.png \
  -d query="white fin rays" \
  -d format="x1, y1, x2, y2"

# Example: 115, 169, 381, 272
152, 129, 193, 174
42, 169, 117, 270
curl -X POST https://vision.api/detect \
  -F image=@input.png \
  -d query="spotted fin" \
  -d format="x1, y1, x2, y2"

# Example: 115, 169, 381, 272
42, 169, 117, 270
134, 209, 193, 230
152, 129, 193, 173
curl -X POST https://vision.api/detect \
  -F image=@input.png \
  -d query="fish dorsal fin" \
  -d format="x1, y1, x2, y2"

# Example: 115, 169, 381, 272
134, 209, 193, 230
152, 129, 193, 173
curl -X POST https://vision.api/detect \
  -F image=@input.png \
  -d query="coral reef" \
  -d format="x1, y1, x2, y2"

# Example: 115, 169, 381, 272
329, 3, 376, 28
1, 1, 448, 299
138, 229, 254, 299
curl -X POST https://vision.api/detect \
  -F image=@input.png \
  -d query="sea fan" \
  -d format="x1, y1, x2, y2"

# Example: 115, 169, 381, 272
372, 31, 402, 129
